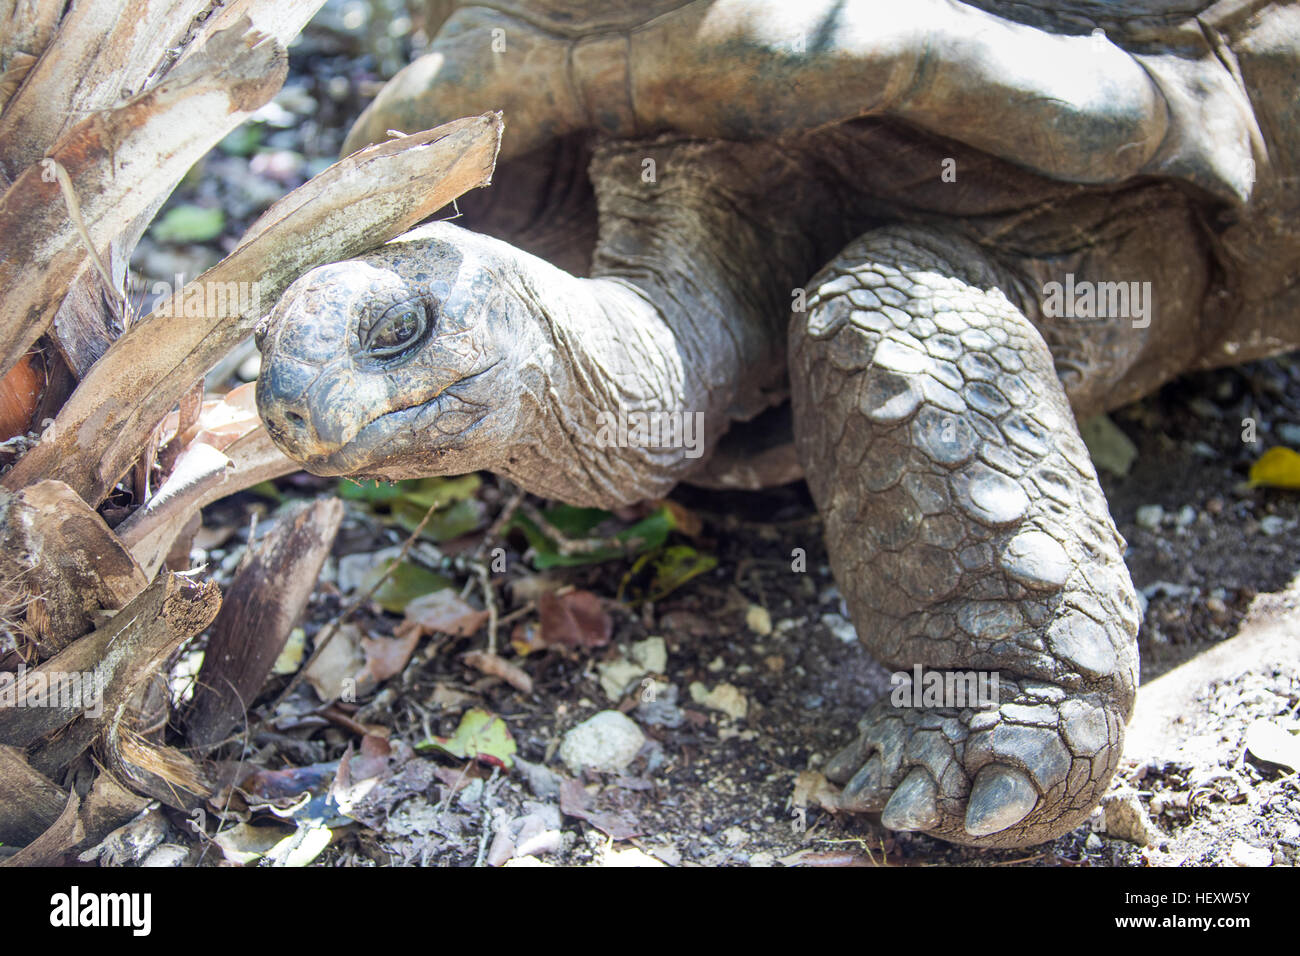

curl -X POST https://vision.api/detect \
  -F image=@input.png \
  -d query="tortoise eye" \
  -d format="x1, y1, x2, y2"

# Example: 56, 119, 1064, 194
362, 302, 430, 359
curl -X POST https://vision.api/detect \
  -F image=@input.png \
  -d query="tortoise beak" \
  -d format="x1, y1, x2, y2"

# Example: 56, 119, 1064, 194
257, 359, 368, 463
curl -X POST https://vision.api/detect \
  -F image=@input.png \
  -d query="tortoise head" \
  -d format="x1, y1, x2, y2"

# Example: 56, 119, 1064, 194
255, 224, 541, 480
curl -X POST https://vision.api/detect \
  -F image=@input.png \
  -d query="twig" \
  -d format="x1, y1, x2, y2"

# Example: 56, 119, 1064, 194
473, 562, 499, 655
474, 766, 501, 867
519, 501, 635, 556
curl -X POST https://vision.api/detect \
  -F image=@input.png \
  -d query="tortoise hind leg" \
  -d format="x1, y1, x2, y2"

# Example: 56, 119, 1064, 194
789, 226, 1140, 847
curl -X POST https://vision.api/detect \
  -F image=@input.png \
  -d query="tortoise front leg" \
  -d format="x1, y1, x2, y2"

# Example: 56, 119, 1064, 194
790, 226, 1140, 847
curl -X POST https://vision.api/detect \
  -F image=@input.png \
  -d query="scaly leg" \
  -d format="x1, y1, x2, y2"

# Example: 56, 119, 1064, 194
790, 226, 1140, 847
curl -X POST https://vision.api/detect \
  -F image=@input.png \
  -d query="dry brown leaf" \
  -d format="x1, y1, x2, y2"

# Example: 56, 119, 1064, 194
360, 630, 419, 684
538, 589, 612, 649
403, 589, 488, 637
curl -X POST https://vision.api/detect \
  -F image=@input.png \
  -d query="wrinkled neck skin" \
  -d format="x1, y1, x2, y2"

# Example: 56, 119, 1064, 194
483, 258, 728, 507
495, 195, 794, 506
493, 136, 841, 507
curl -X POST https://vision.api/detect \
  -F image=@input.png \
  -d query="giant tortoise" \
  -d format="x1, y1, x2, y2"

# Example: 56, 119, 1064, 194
254, 0, 1300, 847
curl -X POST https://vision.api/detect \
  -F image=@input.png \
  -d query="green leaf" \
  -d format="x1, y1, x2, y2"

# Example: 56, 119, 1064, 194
534, 504, 615, 538
511, 504, 677, 569
396, 474, 481, 511
336, 478, 407, 503
246, 480, 284, 502
415, 707, 516, 769
360, 559, 453, 614
392, 497, 483, 542
337, 475, 481, 511
619, 544, 717, 603
1249, 446, 1300, 490
150, 204, 225, 243
647, 544, 718, 601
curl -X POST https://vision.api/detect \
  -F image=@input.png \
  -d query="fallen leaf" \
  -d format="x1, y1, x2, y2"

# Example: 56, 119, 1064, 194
360, 630, 420, 684
361, 561, 454, 614
559, 779, 641, 840
538, 589, 612, 648
510, 503, 677, 569
338, 475, 484, 543
303, 623, 365, 701
792, 770, 844, 813
404, 588, 488, 636
272, 627, 306, 675
265, 825, 333, 867
241, 763, 338, 804
416, 707, 516, 769
619, 544, 718, 603
658, 500, 703, 536
393, 496, 483, 541
1248, 446, 1300, 490
779, 850, 878, 867
213, 822, 295, 865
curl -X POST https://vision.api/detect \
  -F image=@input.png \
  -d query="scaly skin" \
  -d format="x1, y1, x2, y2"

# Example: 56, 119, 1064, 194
790, 227, 1140, 845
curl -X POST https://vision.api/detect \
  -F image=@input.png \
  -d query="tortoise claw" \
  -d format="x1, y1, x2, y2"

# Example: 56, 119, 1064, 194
964, 765, 1038, 837
881, 768, 939, 832
840, 754, 885, 811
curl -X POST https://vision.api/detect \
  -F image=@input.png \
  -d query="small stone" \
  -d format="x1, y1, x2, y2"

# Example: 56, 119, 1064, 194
630, 636, 668, 673
514, 758, 562, 799
336, 546, 405, 593
1174, 505, 1197, 527
1245, 718, 1300, 772
559, 711, 646, 775
722, 826, 750, 847
1100, 788, 1164, 846
1135, 505, 1164, 530
1276, 422, 1300, 446
636, 681, 684, 728
1084, 833, 1103, 852
457, 778, 485, 810
820, 612, 858, 643
746, 605, 772, 636
1259, 515, 1288, 536
599, 846, 666, 867
596, 657, 647, 702
689, 682, 749, 720
1226, 840, 1273, 867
